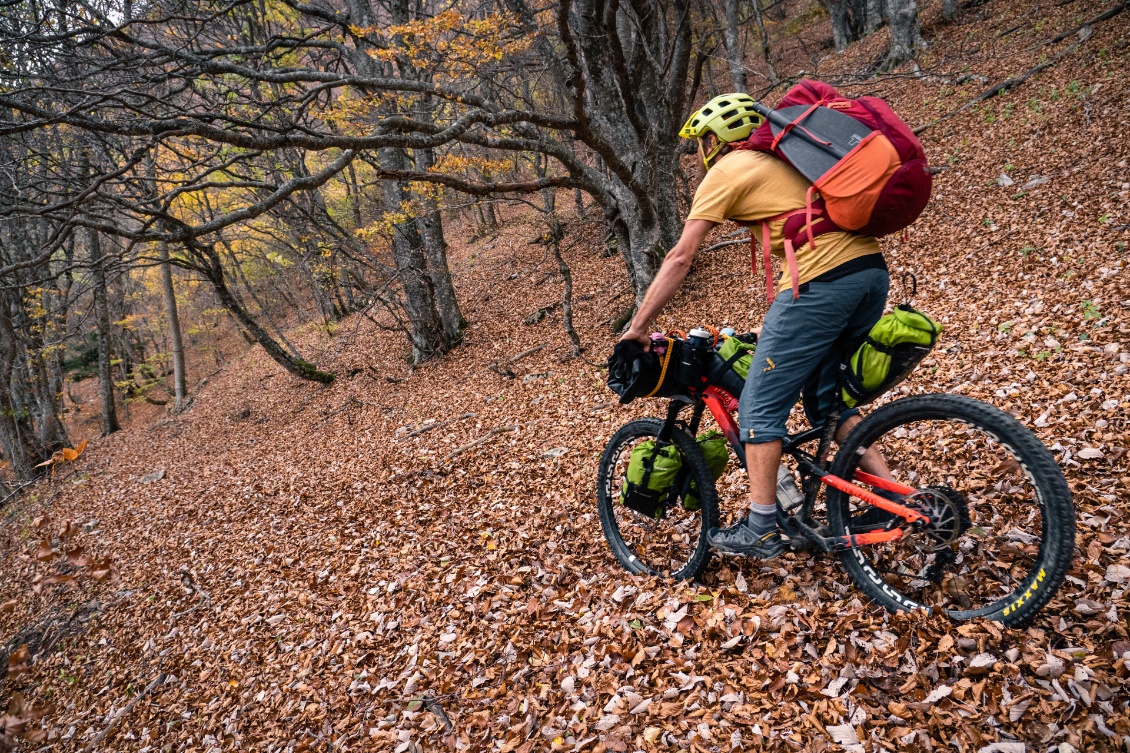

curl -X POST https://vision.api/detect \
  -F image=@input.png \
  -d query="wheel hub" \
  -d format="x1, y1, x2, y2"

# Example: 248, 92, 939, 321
906, 486, 970, 551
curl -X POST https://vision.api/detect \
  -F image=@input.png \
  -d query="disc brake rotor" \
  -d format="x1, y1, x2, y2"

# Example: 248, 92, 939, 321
906, 486, 971, 552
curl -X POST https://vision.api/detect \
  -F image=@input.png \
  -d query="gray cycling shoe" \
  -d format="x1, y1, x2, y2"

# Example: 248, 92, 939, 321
708, 520, 785, 559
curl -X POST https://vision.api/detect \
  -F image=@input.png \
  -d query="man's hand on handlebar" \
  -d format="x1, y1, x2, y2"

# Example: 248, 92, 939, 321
619, 326, 651, 350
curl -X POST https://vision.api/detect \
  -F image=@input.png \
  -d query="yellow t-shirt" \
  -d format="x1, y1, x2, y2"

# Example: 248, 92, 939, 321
686, 150, 880, 290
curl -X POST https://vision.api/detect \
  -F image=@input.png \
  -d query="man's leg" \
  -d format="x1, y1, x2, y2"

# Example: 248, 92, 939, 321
710, 278, 877, 557
801, 269, 894, 483
834, 414, 892, 480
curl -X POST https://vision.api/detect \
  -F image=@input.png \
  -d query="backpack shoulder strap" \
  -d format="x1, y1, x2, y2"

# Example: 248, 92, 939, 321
750, 188, 841, 303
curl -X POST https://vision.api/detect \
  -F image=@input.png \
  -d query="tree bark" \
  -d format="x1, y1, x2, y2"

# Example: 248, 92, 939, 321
823, 0, 866, 49
941, 0, 957, 22
865, 0, 886, 33
413, 148, 465, 342
547, 220, 582, 357
884, 0, 923, 69
380, 148, 450, 362
723, 0, 748, 91
89, 227, 120, 435
0, 293, 47, 479
158, 241, 188, 411
751, 0, 779, 84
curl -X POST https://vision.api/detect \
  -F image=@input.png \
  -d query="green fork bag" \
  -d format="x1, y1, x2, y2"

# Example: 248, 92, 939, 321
841, 304, 941, 408
621, 439, 683, 518
684, 431, 730, 511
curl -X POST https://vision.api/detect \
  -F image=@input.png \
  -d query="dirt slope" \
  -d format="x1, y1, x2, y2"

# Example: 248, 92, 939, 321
2, 2, 1129, 751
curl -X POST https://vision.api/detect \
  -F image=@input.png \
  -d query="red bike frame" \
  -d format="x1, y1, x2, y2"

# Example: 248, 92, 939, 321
700, 385, 930, 549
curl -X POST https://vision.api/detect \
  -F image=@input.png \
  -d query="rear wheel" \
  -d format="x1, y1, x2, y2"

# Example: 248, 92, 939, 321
827, 394, 1075, 626
597, 419, 720, 581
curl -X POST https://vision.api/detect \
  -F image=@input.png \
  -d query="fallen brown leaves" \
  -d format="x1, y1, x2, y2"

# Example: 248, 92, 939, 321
1, 2, 1129, 751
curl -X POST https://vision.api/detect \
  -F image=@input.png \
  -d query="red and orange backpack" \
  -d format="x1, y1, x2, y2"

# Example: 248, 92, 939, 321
736, 80, 932, 301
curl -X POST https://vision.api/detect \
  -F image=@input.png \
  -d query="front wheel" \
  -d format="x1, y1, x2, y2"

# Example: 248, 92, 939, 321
827, 394, 1075, 626
597, 418, 720, 581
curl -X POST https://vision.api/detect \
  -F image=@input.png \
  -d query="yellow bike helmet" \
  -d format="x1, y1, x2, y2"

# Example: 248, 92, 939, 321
679, 93, 764, 169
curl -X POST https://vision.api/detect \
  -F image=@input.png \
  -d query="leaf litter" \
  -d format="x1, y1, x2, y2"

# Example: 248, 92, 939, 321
2, 2, 1130, 751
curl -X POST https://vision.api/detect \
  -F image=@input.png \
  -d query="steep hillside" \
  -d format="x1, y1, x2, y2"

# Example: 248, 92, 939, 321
2, 2, 1128, 751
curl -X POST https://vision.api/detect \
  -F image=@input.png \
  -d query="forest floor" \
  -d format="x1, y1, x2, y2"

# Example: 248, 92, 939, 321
2, 1, 1130, 751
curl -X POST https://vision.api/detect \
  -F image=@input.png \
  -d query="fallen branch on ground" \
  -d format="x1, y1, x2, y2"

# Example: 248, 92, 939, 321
441, 420, 542, 464
702, 236, 750, 253
509, 343, 548, 363
399, 413, 477, 440
81, 672, 167, 753
1049, 2, 1126, 42
441, 425, 519, 462
488, 343, 549, 377
917, 23, 1093, 133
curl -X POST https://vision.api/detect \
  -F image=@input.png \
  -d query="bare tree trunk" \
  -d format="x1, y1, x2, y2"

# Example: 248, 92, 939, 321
823, 0, 866, 50
884, 0, 923, 69
751, 0, 779, 84
864, 0, 886, 33
0, 294, 47, 479
89, 228, 120, 435
158, 241, 188, 411
723, 0, 748, 91
381, 148, 450, 362
941, 0, 957, 22
548, 221, 582, 357
413, 148, 465, 342
194, 242, 334, 383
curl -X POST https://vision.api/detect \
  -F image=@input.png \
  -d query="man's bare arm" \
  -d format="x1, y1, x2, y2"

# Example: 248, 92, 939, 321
620, 219, 716, 345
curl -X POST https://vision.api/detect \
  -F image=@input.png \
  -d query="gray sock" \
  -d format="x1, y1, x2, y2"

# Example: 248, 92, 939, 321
746, 502, 777, 536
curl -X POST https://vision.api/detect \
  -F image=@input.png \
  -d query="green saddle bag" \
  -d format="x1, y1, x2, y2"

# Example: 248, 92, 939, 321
716, 333, 757, 380
841, 304, 941, 408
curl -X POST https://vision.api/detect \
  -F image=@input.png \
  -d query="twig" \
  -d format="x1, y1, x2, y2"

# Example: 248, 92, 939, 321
399, 413, 476, 440
441, 426, 520, 463
171, 572, 211, 619
81, 672, 167, 753
0, 479, 39, 509
702, 236, 750, 253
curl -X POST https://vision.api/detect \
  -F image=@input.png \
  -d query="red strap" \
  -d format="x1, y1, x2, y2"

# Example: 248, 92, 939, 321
752, 196, 833, 303
805, 186, 817, 251
762, 222, 773, 303
783, 237, 800, 300
769, 103, 828, 152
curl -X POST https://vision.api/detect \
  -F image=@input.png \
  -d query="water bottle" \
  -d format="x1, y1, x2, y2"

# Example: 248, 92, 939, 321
679, 327, 713, 386
776, 465, 805, 511
687, 327, 713, 349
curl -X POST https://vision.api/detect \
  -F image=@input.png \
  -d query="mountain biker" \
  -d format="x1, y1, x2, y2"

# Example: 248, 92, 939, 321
619, 93, 894, 559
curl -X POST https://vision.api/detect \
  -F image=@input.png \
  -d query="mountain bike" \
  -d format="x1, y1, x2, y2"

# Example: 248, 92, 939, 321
597, 336, 1076, 626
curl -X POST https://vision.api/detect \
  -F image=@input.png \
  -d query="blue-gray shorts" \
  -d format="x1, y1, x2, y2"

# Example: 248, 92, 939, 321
739, 267, 889, 444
